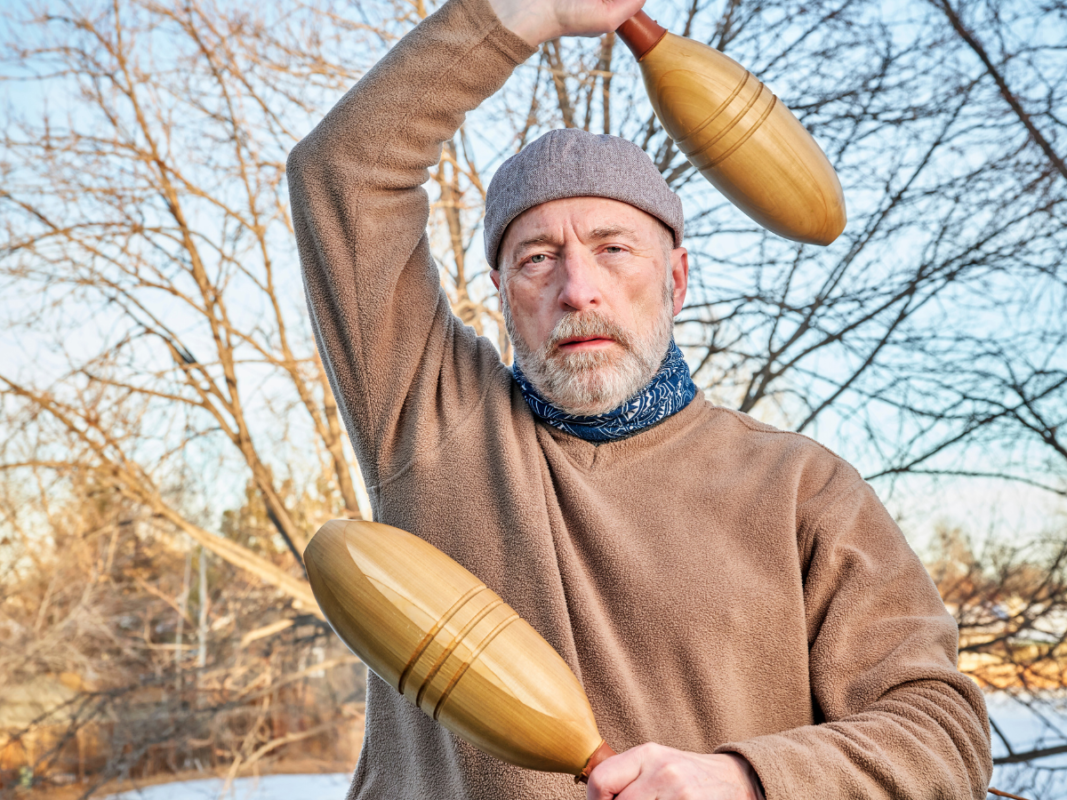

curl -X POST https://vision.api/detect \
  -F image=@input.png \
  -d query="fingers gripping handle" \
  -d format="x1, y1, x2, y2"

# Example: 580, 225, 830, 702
576, 740, 618, 784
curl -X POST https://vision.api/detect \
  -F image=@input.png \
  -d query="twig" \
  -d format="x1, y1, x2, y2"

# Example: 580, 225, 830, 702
989, 787, 1032, 800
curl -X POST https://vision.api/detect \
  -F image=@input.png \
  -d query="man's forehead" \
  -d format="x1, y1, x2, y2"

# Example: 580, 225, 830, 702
501, 197, 659, 251
513, 224, 640, 248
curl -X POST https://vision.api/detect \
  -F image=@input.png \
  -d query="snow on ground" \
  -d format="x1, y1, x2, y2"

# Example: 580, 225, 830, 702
96, 699, 1067, 799
988, 693, 1067, 799
102, 774, 351, 800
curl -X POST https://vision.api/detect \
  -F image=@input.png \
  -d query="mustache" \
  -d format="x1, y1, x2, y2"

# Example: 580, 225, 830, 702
542, 312, 634, 357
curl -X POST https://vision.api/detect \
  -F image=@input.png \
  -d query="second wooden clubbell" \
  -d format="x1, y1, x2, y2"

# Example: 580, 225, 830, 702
617, 12, 847, 246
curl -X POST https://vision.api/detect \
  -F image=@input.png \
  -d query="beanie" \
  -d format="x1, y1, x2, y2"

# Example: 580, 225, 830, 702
483, 128, 684, 269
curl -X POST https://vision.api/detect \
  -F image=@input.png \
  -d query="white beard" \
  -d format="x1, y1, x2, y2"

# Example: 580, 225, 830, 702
503, 275, 676, 416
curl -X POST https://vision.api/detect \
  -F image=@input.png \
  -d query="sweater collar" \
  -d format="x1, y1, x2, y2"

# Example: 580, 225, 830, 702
512, 340, 698, 443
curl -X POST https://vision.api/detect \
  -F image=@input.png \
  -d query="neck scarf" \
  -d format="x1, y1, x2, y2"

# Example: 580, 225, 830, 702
512, 340, 698, 443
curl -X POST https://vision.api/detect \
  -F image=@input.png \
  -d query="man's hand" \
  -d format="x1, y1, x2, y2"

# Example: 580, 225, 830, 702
487, 0, 646, 47
586, 743, 765, 800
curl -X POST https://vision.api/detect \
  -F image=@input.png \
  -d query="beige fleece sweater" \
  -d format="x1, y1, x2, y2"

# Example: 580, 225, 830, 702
286, 0, 993, 797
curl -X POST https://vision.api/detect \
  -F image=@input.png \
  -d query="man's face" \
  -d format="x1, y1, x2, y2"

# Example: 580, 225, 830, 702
492, 197, 689, 416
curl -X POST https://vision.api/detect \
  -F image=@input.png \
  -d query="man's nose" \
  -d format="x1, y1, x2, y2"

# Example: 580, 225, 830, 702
556, 247, 602, 312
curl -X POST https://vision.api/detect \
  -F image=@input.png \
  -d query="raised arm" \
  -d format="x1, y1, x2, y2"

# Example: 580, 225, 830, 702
287, 0, 641, 485
286, 0, 532, 485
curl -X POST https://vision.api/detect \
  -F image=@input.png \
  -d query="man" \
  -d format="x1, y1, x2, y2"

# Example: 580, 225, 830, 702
287, 0, 993, 797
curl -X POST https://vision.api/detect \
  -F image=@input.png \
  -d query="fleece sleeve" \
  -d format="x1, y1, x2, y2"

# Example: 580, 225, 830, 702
716, 472, 993, 799
286, 0, 534, 487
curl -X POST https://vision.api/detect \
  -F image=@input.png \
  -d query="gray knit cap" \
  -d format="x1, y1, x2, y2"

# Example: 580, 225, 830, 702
484, 128, 684, 269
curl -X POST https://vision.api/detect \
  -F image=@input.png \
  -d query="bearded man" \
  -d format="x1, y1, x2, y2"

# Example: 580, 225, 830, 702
286, 0, 993, 797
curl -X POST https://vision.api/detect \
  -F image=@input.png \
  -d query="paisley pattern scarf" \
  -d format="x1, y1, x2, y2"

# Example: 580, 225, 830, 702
512, 340, 698, 443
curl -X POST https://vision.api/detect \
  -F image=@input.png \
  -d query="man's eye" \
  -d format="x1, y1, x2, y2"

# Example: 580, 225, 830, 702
604, 246, 624, 254
529, 254, 547, 264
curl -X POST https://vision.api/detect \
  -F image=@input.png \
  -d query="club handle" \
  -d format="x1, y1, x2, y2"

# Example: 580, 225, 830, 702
576, 740, 618, 784
617, 12, 668, 61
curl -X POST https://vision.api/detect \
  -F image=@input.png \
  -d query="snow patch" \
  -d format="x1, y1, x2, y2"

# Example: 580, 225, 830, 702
103, 774, 351, 799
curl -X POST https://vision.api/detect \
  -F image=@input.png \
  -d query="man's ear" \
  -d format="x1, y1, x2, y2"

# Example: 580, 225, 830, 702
490, 269, 502, 291
670, 247, 689, 316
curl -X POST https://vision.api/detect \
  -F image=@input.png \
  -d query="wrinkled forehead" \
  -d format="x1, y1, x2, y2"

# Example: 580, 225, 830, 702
497, 197, 674, 270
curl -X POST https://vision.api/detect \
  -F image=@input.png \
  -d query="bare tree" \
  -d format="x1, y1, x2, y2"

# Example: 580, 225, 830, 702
0, 467, 365, 795
0, 1, 394, 789
4, 0, 1067, 794
928, 522, 1067, 797
0, 0, 385, 590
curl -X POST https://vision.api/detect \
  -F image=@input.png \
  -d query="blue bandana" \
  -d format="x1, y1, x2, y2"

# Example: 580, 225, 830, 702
512, 340, 698, 442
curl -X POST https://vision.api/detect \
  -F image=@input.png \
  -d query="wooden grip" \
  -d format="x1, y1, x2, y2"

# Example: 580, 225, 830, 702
576, 740, 618, 784
616, 12, 667, 61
